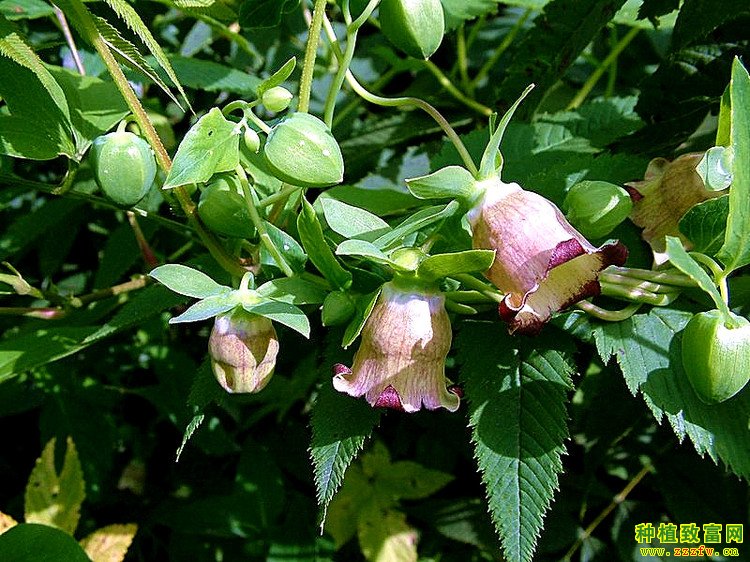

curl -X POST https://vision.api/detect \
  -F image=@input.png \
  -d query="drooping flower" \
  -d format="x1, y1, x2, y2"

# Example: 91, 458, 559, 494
624, 152, 726, 264
208, 307, 279, 393
333, 281, 461, 413
468, 178, 628, 335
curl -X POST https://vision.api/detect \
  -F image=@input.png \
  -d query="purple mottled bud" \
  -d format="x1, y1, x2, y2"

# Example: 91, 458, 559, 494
208, 308, 279, 393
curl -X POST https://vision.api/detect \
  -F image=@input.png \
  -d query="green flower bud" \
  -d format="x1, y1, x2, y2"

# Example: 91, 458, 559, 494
198, 174, 255, 238
563, 180, 633, 239
243, 128, 261, 153
90, 131, 157, 207
261, 86, 293, 113
681, 310, 750, 404
379, 0, 445, 59
209, 308, 279, 394
263, 113, 344, 187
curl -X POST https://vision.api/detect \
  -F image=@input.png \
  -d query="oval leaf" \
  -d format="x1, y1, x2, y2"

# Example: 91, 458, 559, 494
243, 300, 310, 337
405, 165, 476, 201
149, 264, 229, 299
169, 294, 238, 324
417, 249, 496, 282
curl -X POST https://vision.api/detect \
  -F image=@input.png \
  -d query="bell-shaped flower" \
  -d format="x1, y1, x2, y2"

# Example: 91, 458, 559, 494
468, 178, 627, 335
208, 307, 279, 393
624, 152, 725, 264
333, 281, 461, 413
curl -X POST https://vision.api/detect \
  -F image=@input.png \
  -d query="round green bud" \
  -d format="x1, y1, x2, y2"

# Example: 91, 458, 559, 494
243, 128, 261, 153
90, 131, 157, 207
198, 174, 255, 238
379, 0, 445, 59
262, 86, 293, 113
681, 310, 750, 404
263, 112, 344, 188
563, 180, 633, 239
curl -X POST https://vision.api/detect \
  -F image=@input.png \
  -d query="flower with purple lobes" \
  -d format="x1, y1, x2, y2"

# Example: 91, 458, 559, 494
332, 280, 461, 413
468, 177, 628, 335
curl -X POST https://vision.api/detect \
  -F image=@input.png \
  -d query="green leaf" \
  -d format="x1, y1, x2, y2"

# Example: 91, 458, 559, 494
717, 86, 731, 147
323, 185, 422, 216
377, 461, 453, 501
664, 236, 730, 317
0, 0, 54, 20
169, 294, 237, 324
176, 414, 205, 462
494, 0, 627, 117
405, 165, 476, 201
164, 108, 240, 189
243, 300, 310, 337
0, 524, 90, 562
149, 264, 230, 299
417, 250, 495, 282
0, 56, 75, 160
168, 55, 262, 96
260, 220, 307, 274
593, 307, 750, 479
717, 58, 750, 273
257, 275, 328, 305
239, 0, 299, 29
91, 16, 182, 109
320, 197, 391, 241
479, 85, 534, 179
373, 201, 460, 250
343, 288, 382, 349
297, 198, 352, 291
257, 56, 296, 96
671, 0, 750, 51
24, 437, 85, 535
679, 195, 729, 255
358, 504, 417, 562
311, 380, 380, 523
457, 323, 574, 562
100, 0, 191, 110
440, 0, 502, 29
336, 239, 393, 266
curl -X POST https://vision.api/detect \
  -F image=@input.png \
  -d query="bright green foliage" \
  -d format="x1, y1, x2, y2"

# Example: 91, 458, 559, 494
457, 322, 575, 562
90, 131, 156, 207
379, 0, 445, 59
679, 195, 729, 255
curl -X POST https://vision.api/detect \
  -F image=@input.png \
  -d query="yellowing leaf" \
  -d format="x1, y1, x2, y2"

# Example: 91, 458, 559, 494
358, 503, 417, 562
0, 511, 18, 535
80, 523, 138, 562
326, 464, 371, 548
24, 437, 85, 535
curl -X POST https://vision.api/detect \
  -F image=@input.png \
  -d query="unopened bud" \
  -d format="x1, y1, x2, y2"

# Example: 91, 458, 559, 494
262, 86, 293, 113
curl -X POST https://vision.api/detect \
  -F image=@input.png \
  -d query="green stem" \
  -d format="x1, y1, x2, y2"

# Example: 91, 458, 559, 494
452, 273, 504, 304
599, 272, 679, 295
471, 9, 531, 90
65, 0, 246, 277
322, 15, 477, 175
422, 60, 492, 117
566, 27, 639, 110
575, 300, 642, 321
605, 266, 696, 288
258, 184, 302, 208
605, 26, 618, 98
600, 280, 680, 306
235, 166, 294, 277
456, 24, 470, 93
331, 66, 398, 128
297, 0, 328, 114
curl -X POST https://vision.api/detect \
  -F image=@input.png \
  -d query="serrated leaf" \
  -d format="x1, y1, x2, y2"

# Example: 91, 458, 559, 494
298, 197, 352, 291
92, 16, 181, 108
457, 322, 574, 562
373, 201, 460, 250
149, 264, 230, 298
320, 197, 391, 241
243, 300, 310, 337
664, 236, 730, 316
717, 58, 750, 274
24, 437, 86, 535
311, 381, 380, 524
0, 0, 55, 20
358, 504, 417, 562
671, 0, 750, 51
169, 294, 237, 324
679, 195, 729, 255
417, 250, 495, 282
239, 0, 299, 29
405, 165, 476, 201
257, 56, 296, 96
164, 108, 240, 188
592, 307, 750, 479
100, 0, 191, 110
168, 55, 261, 95
79, 523, 138, 562
176, 414, 205, 462
494, 0, 627, 116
